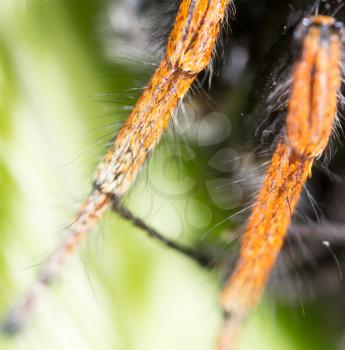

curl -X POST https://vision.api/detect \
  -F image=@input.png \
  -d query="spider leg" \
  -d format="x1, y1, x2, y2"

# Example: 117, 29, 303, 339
2, 0, 233, 335
218, 15, 343, 350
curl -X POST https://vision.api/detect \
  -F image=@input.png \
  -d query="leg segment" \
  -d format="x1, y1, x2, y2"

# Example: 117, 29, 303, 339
2, 0, 232, 334
218, 15, 343, 350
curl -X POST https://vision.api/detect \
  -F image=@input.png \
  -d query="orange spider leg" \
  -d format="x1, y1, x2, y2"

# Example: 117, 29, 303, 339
3, 0, 233, 333
218, 15, 343, 350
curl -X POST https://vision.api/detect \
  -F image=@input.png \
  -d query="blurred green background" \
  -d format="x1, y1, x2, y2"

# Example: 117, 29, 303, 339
0, 1, 338, 349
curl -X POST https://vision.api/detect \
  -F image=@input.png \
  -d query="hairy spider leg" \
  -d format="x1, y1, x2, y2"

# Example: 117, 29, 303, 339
218, 15, 343, 350
2, 0, 233, 334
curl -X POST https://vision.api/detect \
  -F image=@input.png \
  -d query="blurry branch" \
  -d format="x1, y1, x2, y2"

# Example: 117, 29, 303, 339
288, 223, 345, 243
111, 202, 345, 270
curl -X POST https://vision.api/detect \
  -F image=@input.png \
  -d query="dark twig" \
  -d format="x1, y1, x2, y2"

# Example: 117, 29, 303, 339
111, 200, 213, 267
111, 201, 345, 269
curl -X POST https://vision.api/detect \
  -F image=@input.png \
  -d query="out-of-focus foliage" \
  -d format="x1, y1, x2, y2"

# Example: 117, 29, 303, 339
0, 1, 337, 349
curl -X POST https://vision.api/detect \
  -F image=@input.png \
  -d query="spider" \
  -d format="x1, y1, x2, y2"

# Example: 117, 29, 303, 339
2, 0, 345, 349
